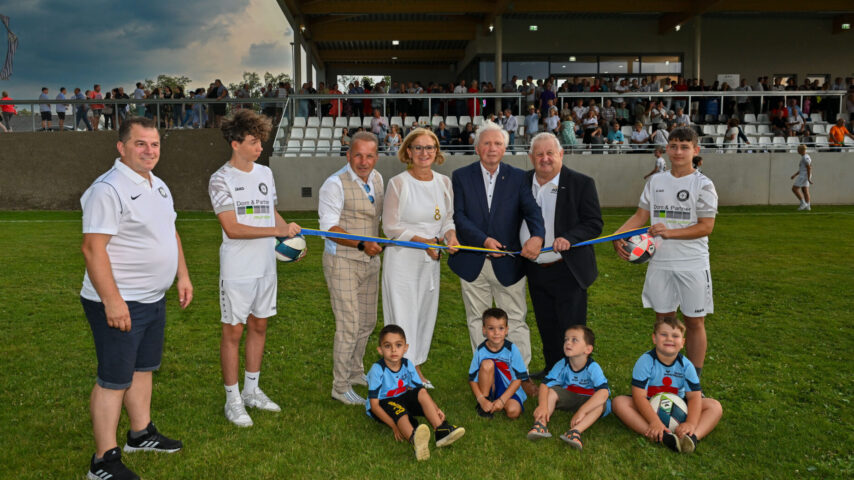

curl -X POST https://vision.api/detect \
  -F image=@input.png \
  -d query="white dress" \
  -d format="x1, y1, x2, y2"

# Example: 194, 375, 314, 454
381, 170, 455, 365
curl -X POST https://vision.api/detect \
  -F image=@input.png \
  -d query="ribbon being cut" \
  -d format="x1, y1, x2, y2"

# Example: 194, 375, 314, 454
300, 227, 649, 255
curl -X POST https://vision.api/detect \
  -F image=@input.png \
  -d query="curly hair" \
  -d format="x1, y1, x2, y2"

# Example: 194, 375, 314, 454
221, 109, 272, 144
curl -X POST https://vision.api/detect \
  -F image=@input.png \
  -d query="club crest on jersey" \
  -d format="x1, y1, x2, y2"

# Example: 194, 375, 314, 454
676, 189, 689, 201
158, 187, 167, 198
259, 183, 268, 195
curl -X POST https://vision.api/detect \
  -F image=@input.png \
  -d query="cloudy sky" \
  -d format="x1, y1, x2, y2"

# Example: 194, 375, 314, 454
0, 0, 294, 98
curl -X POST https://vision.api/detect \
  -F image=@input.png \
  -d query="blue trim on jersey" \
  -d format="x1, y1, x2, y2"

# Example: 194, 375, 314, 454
365, 358, 422, 416
468, 339, 529, 404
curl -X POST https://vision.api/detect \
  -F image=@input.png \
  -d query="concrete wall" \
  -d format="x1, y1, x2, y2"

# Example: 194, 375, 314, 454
0, 129, 273, 211
1, 130, 850, 210
461, 16, 854, 81
271, 151, 854, 211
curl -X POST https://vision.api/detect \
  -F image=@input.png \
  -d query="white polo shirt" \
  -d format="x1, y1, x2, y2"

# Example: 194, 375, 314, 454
80, 158, 178, 303
520, 172, 561, 264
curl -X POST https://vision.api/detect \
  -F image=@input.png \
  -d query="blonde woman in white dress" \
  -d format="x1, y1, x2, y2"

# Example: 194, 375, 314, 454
382, 128, 459, 388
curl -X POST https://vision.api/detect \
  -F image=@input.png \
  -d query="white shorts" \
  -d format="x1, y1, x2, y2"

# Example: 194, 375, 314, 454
642, 268, 713, 317
793, 175, 810, 188
219, 274, 277, 325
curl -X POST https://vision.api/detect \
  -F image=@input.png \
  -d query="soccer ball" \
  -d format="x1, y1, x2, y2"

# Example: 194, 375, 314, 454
622, 233, 655, 264
649, 392, 688, 431
275, 235, 307, 262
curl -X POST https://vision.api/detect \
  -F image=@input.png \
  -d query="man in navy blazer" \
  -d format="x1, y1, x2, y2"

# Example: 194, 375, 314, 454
448, 121, 545, 369
521, 133, 603, 377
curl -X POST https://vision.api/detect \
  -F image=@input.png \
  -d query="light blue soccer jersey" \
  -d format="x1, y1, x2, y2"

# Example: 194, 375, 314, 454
544, 356, 610, 396
365, 358, 423, 416
631, 350, 701, 399
468, 340, 529, 404
544, 356, 611, 416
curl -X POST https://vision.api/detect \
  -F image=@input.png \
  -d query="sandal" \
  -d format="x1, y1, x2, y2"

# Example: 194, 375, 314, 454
526, 421, 552, 440
560, 429, 583, 450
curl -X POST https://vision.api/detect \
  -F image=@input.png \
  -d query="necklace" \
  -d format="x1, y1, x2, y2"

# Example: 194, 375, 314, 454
434, 205, 441, 221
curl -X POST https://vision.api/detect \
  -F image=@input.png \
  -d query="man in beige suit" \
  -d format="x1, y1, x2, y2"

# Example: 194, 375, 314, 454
318, 131, 385, 405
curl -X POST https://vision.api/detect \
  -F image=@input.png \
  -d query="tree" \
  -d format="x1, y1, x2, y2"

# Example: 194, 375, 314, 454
262, 72, 293, 89
143, 74, 192, 91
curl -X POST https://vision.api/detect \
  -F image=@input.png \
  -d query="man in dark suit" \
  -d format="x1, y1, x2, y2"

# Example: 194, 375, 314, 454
449, 121, 545, 370
521, 133, 603, 377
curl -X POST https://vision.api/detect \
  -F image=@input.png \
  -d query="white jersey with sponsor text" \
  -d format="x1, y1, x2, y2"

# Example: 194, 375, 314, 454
209, 162, 278, 280
639, 170, 717, 270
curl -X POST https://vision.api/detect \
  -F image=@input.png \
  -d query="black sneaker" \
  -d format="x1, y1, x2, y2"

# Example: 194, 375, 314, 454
679, 434, 698, 453
435, 423, 465, 447
475, 403, 494, 419
88, 447, 139, 480
123, 422, 183, 453
661, 432, 681, 452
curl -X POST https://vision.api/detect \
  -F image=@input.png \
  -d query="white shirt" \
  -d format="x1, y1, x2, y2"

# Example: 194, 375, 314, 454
318, 163, 383, 255
639, 170, 718, 270
480, 162, 500, 210
655, 156, 667, 172
520, 172, 561, 264
39, 93, 50, 112
81, 159, 178, 303
55, 93, 68, 113
133, 88, 145, 99
209, 162, 278, 280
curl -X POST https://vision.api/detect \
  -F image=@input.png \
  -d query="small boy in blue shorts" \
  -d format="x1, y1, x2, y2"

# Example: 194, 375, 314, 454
366, 325, 465, 461
468, 308, 528, 419
612, 317, 722, 453
526, 325, 610, 451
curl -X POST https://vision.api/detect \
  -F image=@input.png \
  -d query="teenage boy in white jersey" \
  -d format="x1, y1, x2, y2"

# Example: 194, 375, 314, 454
612, 127, 718, 378
209, 110, 301, 427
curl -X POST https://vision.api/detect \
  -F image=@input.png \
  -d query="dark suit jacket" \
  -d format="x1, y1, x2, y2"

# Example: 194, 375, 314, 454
449, 161, 545, 286
526, 165, 603, 289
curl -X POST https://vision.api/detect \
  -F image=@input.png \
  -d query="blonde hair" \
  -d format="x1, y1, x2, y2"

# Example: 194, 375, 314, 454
398, 128, 445, 166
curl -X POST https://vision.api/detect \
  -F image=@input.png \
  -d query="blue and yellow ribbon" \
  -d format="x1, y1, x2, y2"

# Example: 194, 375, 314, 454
299, 227, 649, 255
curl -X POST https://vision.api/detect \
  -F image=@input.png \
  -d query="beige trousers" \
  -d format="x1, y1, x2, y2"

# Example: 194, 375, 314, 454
460, 260, 531, 367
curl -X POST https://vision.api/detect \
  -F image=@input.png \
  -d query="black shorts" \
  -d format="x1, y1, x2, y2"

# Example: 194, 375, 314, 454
57, 112, 66, 120
82, 296, 166, 390
40, 111, 52, 121
369, 387, 424, 430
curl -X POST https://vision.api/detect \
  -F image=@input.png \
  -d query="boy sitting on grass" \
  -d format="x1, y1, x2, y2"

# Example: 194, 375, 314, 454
612, 316, 722, 453
526, 325, 610, 450
468, 308, 529, 420
366, 325, 465, 461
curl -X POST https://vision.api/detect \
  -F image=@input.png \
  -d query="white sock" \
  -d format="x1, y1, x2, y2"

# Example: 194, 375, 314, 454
243, 371, 260, 394
225, 383, 241, 403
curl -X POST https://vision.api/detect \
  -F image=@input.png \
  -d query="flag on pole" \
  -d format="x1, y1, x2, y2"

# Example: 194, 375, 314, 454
0, 14, 18, 80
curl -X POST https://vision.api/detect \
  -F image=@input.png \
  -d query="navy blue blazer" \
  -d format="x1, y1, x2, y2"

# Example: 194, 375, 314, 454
449, 161, 545, 286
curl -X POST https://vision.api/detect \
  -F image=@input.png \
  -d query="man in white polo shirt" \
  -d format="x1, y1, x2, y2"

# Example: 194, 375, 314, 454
80, 116, 193, 480
520, 133, 603, 379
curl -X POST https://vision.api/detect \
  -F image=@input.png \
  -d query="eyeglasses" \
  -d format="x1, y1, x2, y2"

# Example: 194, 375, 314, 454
363, 183, 375, 204
410, 145, 436, 153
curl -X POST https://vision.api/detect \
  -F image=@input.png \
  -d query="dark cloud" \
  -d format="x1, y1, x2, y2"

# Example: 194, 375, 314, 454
0, 0, 289, 98
242, 41, 291, 72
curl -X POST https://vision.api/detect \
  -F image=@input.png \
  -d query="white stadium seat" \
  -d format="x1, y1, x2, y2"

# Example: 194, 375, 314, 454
812, 124, 826, 135
743, 113, 757, 124
459, 115, 472, 126
293, 117, 306, 128
757, 124, 772, 136
445, 116, 458, 128
304, 128, 318, 140
318, 128, 333, 139
810, 113, 825, 124
301, 139, 316, 155
321, 117, 334, 128
316, 139, 331, 154
390, 116, 403, 127
431, 116, 443, 128
334, 117, 348, 128
362, 116, 372, 129
757, 113, 770, 124
742, 124, 757, 135
290, 128, 304, 140
307, 117, 320, 128
348, 116, 361, 128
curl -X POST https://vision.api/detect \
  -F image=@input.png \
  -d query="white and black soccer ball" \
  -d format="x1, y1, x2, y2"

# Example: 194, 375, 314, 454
622, 233, 655, 264
275, 235, 307, 262
649, 393, 688, 431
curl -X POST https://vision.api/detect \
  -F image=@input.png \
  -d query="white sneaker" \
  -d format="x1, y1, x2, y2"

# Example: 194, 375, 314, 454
331, 388, 365, 405
351, 374, 368, 387
224, 399, 253, 427
797, 203, 806, 211
805, 204, 811, 211
242, 388, 281, 412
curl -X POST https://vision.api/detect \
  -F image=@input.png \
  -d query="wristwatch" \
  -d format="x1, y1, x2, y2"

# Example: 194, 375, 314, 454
357, 241, 365, 251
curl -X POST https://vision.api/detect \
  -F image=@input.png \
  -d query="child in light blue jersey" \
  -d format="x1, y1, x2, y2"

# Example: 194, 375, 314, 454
526, 325, 610, 451
366, 325, 464, 461
469, 308, 528, 420
612, 317, 722, 453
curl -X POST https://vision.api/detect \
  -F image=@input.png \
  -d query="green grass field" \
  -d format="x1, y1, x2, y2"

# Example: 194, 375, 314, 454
1, 206, 853, 479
